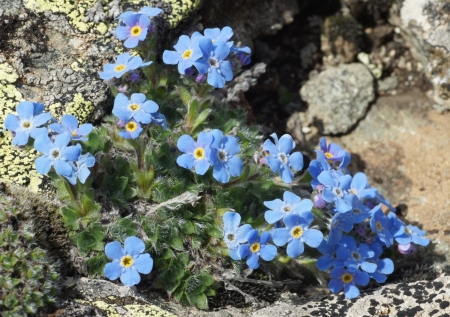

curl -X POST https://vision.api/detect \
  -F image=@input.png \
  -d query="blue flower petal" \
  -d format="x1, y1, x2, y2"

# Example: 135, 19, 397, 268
105, 241, 124, 260
264, 209, 284, 224
4, 114, 20, 132
115, 26, 130, 40
35, 156, 53, 175
32, 112, 53, 127
272, 228, 291, 246
266, 156, 281, 173
120, 267, 141, 286
12, 131, 30, 146
133, 253, 153, 274
61, 145, 82, 161
246, 252, 260, 269
343, 284, 360, 299
194, 158, 210, 175
104, 262, 123, 280
328, 278, 344, 293
54, 133, 71, 149
287, 238, 304, 258
302, 229, 323, 248
124, 236, 145, 256
54, 159, 74, 176
278, 134, 295, 154
289, 151, 304, 171
124, 36, 140, 49
279, 165, 294, 183
176, 154, 195, 169
77, 124, 93, 137
29, 127, 49, 139
260, 244, 277, 261
162, 50, 180, 65
174, 35, 191, 53
34, 134, 53, 155
177, 134, 196, 153
207, 68, 225, 88
16, 101, 34, 119
61, 114, 79, 131
227, 156, 242, 177
223, 211, 241, 231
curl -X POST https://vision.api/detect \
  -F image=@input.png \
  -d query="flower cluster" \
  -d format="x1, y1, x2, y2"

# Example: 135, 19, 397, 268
112, 92, 166, 139
308, 138, 429, 298
176, 129, 243, 183
163, 26, 251, 88
4, 102, 95, 185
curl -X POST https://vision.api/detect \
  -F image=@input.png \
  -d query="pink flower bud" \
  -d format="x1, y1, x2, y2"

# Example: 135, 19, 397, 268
313, 194, 326, 209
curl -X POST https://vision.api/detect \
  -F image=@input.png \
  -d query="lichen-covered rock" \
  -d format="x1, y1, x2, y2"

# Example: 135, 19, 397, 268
389, 0, 450, 113
300, 63, 374, 135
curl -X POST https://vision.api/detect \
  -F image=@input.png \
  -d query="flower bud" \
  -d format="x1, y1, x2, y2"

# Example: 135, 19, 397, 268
313, 194, 326, 209
195, 74, 207, 83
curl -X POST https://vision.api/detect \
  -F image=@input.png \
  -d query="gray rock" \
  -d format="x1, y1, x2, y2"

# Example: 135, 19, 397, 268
390, 0, 450, 113
300, 63, 375, 135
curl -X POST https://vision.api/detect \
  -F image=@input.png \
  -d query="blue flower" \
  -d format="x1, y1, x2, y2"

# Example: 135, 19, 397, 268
117, 7, 162, 21
34, 133, 81, 177
370, 205, 395, 247
349, 172, 377, 199
4, 101, 53, 146
329, 266, 369, 299
263, 133, 304, 183
318, 137, 351, 169
272, 213, 323, 258
113, 93, 159, 124
118, 119, 143, 139
317, 239, 344, 270
367, 242, 394, 283
198, 38, 233, 88
236, 230, 277, 270
318, 170, 352, 213
150, 112, 167, 130
104, 236, 153, 286
64, 153, 96, 185
222, 212, 253, 259
49, 114, 93, 141
203, 26, 234, 45
162, 35, 207, 75
394, 224, 429, 246
347, 194, 371, 223
99, 53, 152, 80
308, 151, 332, 189
337, 236, 377, 273
209, 129, 242, 183
176, 132, 214, 175
115, 13, 151, 48
264, 191, 313, 224
328, 212, 355, 245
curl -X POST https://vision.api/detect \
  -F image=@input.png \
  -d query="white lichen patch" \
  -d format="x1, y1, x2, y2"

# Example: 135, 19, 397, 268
76, 299, 178, 317
0, 63, 19, 84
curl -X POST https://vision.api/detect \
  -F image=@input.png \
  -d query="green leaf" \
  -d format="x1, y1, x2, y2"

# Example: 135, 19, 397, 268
170, 234, 184, 251
185, 275, 206, 295
187, 292, 208, 310
123, 187, 137, 200
206, 223, 222, 238
177, 253, 189, 266
187, 99, 199, 125
190, 109, 211, 134
86, 253, 108, 277
204, 288, 216, 297
181, 221, 195, 234
60, 206, 79, 231
109, 218, 138, 242
172, 286, 184, 302
4, 293, 19, 309
198, 274, 214, 287
178, 86, 192, 108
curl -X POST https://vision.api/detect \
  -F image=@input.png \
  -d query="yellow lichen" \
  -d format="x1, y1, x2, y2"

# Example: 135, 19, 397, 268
96, 22, 108, 35
48, 102, 62, 120
65, 93, 94, 124
0, 63, 19, 84
164, 0, 202, 28
70, 59, 86, 73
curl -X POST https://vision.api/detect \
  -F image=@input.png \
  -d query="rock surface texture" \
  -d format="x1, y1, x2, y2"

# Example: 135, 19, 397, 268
300, 63, 375, 134
390, 0, 450, 113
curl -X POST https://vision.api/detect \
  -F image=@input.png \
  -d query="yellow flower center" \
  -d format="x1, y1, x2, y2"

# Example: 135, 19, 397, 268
291, 226, 303, 238
250, 242, 260, 253
71, 131, 78, 137
128, 103, 140, 111
194, 147, 205, 159
22, 121, 31, 128
182, 49, 193, 59
325, 152, 333, 159
405, 228, 411, 234
376, 221, 382, 231
283, 205, 291, 212
51, 150, 60, 159
121, 255, 133, 267
114, 64, 126, 72
341, 273, 353, 283
131, 26, 142, 36
126, 122, 138, 132
227, 233, 235, 241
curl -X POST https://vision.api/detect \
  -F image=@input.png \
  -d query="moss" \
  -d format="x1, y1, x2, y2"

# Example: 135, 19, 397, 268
164, 0, 202, 28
